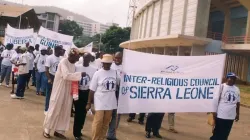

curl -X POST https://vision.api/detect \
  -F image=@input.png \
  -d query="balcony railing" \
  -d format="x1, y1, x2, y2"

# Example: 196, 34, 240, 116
222, 36, 250, 44
207, 31, 224, 40
207, 31, 250, 44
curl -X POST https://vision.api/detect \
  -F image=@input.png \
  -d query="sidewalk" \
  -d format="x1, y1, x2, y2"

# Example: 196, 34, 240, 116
0, 86, 249, 140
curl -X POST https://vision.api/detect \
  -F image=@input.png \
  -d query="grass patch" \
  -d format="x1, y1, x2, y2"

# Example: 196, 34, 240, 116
238, 85, 250, 107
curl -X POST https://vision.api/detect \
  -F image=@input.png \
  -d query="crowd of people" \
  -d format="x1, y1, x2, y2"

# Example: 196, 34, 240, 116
0, 41, 241, 140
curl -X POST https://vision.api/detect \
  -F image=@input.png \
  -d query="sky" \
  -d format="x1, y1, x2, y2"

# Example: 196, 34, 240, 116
5, 0, 130, 27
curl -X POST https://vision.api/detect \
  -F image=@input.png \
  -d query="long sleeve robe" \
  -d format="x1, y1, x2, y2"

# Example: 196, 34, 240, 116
43, 58, 82, 131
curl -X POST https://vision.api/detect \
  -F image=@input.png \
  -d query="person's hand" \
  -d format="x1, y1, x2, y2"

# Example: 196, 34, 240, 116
235, 114, 239, 122
82, 72, 86, 77
86, 103, 91, 111
48, 79, 52, 84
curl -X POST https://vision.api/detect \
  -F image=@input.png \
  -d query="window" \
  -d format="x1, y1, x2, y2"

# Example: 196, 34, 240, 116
42, 14, 47, 18
39, 20, 46, 27
48, 13, 55, 21
47, 21, 54, 30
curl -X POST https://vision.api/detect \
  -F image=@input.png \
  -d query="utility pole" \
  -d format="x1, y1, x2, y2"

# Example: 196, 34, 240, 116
18, 0, 24, 29
99, 34, 102, 52
126, 0, 137, 27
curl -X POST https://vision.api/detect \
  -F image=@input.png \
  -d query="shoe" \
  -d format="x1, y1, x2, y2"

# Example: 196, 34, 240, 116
75, 137, 83, 140
127, 117, 133, 122
54, 131, 66, 139
107, 138, 118, 140
0, 83, 2, 86
138, 121, 144, 125
43, 131, 51, 139
168, 129, 178, 133
153, 133, 162, 139
36, 92, 39, 95
146, 131, 151, 138
11, 94, 21, 99
6, 85, 9, 88
44, 111, 47, 116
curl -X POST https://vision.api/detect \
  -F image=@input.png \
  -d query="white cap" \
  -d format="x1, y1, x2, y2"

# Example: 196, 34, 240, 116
40, 46, 47, 51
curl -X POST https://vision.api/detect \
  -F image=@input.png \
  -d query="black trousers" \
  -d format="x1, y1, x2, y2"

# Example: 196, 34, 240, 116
26, 70, 32, 86
145, 113, 165, 134
73, 90, 89, 137
210, 118, 234, 140
129, 113, 146, 122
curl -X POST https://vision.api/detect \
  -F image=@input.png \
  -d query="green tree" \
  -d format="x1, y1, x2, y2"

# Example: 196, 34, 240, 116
101, 26, 131, 53
59, 20, 83, 38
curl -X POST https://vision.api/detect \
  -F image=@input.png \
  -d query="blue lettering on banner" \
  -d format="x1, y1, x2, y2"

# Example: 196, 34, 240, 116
128, 86, 172, 99
122, 74, 218, 100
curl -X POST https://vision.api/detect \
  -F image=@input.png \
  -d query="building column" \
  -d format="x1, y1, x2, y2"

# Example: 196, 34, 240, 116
223, 12, 231, 37
191, 45, 205, 56
177, 46, 186, 56
245, 11, 250, 43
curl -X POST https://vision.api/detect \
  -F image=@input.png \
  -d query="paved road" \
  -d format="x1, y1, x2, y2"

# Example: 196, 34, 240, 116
0, 86, 249, 140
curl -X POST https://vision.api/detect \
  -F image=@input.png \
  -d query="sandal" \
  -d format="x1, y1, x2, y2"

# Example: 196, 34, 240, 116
43, 131, 51, 139
54, 131, 66, 139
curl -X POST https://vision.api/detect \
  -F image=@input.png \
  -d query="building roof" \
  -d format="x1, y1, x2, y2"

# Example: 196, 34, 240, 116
32, 6, 97, 23
0, 2, 32, 17
0, 1, 97, 23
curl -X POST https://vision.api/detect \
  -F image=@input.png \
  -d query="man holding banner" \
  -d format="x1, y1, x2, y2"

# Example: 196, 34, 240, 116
117, 49, 226, 139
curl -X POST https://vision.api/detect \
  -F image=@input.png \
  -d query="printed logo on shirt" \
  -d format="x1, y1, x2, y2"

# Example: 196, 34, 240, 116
224, 90, 238, 103
79, 74, 91, 86
52, 62, 59, 72
102, 77, 116, 92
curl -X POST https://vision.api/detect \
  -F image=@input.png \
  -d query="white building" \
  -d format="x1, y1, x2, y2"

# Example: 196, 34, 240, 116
76, 21, 92, 36
37, 12, 60, 32
91, 23, 111, 36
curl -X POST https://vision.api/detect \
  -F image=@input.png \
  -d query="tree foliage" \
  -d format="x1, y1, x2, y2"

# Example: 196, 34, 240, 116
59, 20, 83, 38
101, 26, 131, 53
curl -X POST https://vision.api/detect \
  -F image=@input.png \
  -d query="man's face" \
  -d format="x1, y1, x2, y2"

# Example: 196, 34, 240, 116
114, 55, 122, 65
103, 63, 112, 70
227, 77, 236, 85
41, 50, 47, 55
60, 50, 66, 56
83, 55, 91, 65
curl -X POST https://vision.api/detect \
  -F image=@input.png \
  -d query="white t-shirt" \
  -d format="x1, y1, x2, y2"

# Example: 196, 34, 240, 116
75, 64, 97, 90
90, 58, 102, 70
34, 50, 40, 57
217, 83, 240, 120
10, 53, 21, 72
26, 52, 35, 70
89, 68, 117, 111
111, 63, 122, 85
1, 50, 16, 66
45, 55, 61, 75
34, 54, 47, 72
17, 53, 30, 75
76, 57, 83, 65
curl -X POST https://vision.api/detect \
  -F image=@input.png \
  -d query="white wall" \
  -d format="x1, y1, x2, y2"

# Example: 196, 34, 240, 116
131, 0, 211, 39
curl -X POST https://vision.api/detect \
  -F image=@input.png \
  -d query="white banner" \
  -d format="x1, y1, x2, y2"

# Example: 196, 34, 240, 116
4, 24, 34, 47
35, 27, 73, 50
118, 49, 226, 113
83, 42, 93, 53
